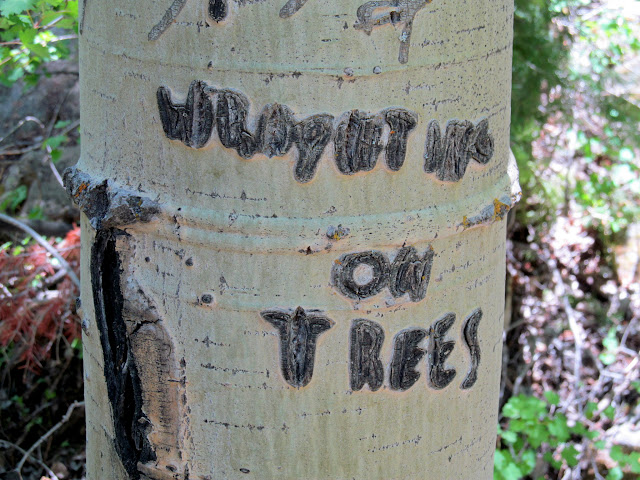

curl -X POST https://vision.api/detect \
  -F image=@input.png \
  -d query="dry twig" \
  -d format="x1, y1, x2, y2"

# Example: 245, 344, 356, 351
0, 439, 60, 480
0, 213, 80, 288
13, 400, 84, 476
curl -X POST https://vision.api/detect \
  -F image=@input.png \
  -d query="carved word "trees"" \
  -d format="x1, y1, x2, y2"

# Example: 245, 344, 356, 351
157, 81, 494, 183
260, 307, 483, 392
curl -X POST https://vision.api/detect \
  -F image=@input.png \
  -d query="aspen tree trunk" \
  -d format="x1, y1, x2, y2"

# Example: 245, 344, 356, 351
68, 0, 520, 478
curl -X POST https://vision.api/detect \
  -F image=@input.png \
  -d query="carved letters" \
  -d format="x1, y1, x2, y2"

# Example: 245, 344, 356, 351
334, 111, 384, 175
461, 308, 482, 389
258, 103, 296, 158
157, 82, 493, 183
157, 80, 214, 149
332, 251, 390, 300
260, 308, 484, 392
215, 89, 259, 159
293, 114, 334, 183
148, 0, 189, 41
209, 0, 227, 22
279, 0, 309, 18
385, 109, 419, 171
389, 246, 434, 302
149, 0, 434, 64
354, 0, 433, 64
424, 118, 495, 182
260, 306, 334, 388
429, 313, 457, 389
332, 246, 434, 302
350, 319, 386, 391
389, 328, 427, 391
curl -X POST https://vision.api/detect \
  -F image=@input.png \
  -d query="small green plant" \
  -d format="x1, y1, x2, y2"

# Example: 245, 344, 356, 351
495, 392, 631, 480
599, 327, 619, 366
0, 0, 78, 86
0, 184, 27, 213
606, 446, 640, 479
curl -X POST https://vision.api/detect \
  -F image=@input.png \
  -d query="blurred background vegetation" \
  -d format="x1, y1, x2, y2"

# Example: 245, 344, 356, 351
0, 0, 639, 478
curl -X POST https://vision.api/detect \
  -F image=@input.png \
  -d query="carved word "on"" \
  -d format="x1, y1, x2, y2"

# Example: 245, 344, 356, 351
149, 0, 433, 64
331, 246, 434, 302
156, 81, 494, 183
260, 306, 483, 391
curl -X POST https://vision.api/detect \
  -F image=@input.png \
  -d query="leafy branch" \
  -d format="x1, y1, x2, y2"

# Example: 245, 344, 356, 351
0, 0, 79, 86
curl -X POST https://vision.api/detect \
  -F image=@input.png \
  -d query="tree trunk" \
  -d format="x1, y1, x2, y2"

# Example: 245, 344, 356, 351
68, 0, 519, 478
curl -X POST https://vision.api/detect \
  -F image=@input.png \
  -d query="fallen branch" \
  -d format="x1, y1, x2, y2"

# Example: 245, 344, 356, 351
0, 439, 60, 480
13, 401, 84, 476
0, 118, 80, 157
0, 219, 75, 238
0, 116, 45, 145
0, 213, 80, 288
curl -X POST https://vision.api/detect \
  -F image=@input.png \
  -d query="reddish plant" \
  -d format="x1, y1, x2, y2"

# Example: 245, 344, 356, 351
0, 227, 81, 372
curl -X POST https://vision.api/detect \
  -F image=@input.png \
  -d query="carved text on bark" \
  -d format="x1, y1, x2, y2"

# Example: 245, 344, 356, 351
260, 308, 483, 392
157, 81, 494, 183
150, 0, 435, 64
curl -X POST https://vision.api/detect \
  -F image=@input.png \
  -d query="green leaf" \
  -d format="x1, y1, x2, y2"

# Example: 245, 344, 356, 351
17, 26, 36, 45
494, 449, 508, 471
40, 10, 64, 25
548, 414, 570, 442
585, 402, 597, 419
610, 445, 626, 462
0, 0, 37, 16
600, 352, 616, 366
527, 424, 549, 448
54, 17, 75, 28
602, 328, 619, 351
606, 467, 623, 480
544, 391, 560, 405
628, 452, 640, 474
503, 401, 521, 419
501, 430, 518, 445
586, 430, 599, 440
570, 422, 588, 436
519, 449, 536, 475
50, 148, 61, 162
593, 440, 606, 449
502, 463, 524, 480
543, 451, 562, 470
603, 405, 616, 420
0, 184, 28, 212
28, 43, 50, 59
561, 444, 579, 467
43, 134, 67, 149
66, 0, 78, 18
27, 205, 43, 220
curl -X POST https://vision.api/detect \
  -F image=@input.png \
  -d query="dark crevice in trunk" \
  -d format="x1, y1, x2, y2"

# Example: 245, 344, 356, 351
91, 229, 155, 479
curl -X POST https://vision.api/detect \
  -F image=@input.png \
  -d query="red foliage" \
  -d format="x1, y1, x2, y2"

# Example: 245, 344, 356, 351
0, 227, 81, 372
